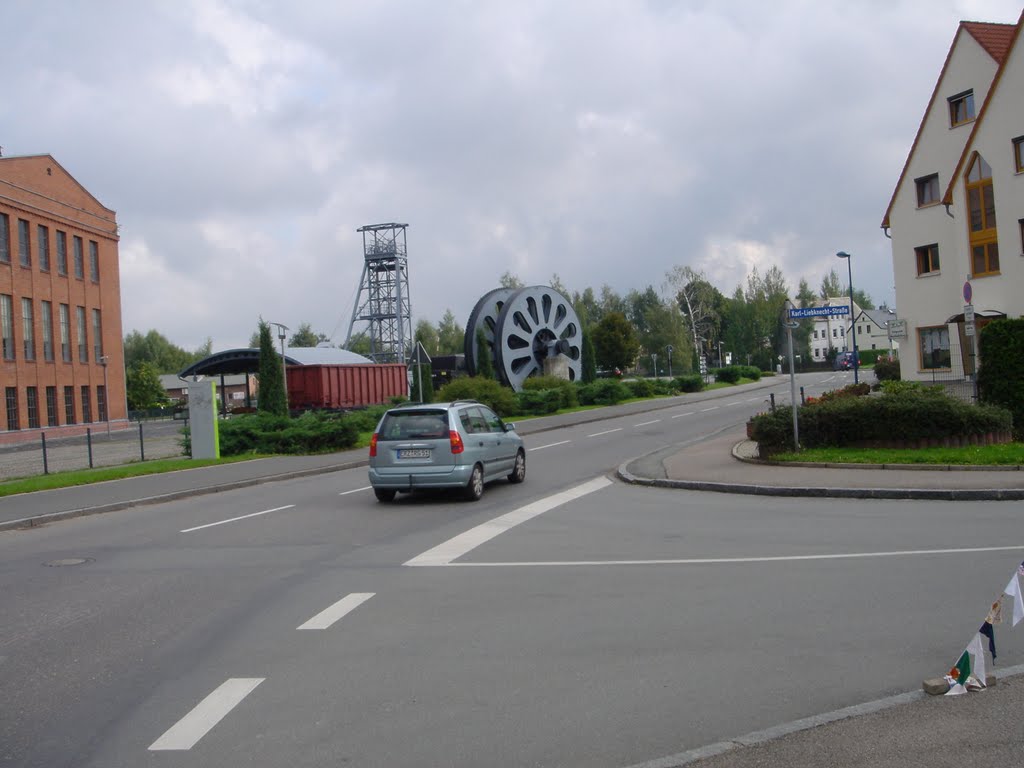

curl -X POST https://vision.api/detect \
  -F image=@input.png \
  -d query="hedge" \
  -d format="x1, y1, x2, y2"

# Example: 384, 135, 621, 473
978, 318, 1024, 440
516, 388, 563, 415
522, 375, 579, 409
674, 374, 705, 393
750, 386, 1012, 455
577, 379, 631, 405
218, 411, 360, 456
436, 376, 519, 416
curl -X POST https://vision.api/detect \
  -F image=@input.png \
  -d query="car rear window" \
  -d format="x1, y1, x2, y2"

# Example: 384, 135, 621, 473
379, 411, 449, 440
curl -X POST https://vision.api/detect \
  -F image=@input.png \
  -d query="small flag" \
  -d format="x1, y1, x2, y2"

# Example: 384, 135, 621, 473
1005, 572, 1024, 627
986, 600, 1002, 625
946, 634, 986, 694
979, 621, 996, 660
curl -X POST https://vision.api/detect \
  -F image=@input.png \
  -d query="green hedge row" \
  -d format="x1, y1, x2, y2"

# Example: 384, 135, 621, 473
713, 365, 761, 383
750, 385, 1012, 455
218, 411, 362, 456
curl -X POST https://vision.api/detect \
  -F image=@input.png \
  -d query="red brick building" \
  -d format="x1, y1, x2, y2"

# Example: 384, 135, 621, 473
0, 154, 126, 442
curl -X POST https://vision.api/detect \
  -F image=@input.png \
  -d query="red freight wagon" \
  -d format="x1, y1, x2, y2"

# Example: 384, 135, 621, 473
287, 364, 408, 410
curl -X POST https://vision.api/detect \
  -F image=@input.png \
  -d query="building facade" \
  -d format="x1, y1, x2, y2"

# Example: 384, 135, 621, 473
883, 14, 1023, 382
0, 154, 125, 442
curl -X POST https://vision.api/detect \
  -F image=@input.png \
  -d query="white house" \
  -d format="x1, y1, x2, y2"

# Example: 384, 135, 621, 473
883, 13, 1023, 381
806, 298, 899, 364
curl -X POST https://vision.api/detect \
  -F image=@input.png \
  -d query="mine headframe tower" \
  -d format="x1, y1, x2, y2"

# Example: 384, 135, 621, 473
345, 222, 412, 363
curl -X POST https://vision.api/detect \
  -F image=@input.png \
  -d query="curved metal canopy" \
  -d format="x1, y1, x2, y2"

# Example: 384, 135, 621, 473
178, 347, 371, 378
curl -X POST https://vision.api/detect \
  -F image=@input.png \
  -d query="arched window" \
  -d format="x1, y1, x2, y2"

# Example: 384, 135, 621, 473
965, 153, 999, 276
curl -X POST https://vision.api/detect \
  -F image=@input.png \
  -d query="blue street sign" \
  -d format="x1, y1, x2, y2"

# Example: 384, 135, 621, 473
788, 306, 850, 319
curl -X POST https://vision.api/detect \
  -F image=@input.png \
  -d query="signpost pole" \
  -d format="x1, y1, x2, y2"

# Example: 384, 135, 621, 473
784, 302, 799, 451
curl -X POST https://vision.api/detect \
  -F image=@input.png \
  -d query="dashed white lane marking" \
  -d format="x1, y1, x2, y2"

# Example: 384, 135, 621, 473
725, 401, 744, 406
587, 428, 623, 437
634, 419, 661, 427
438, 544, 1024, 567
405, 476, 612, 566
339, 486, 371, 496
700, 406, 719, 412
530, 440, 571, 451
746, 398, 761, 402
180, 505, 295, 533
671, 411, 695, 419
298, 592, 375, 630
149, 678, 264, 751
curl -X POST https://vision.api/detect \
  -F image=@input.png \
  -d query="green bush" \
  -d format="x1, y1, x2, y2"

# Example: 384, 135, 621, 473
435, 376, 519, 416
577, 379, 631, 405
873, 356, 901, 383
218, 411, 360, 456
978, 318, 1024, 440
522, 375, 579, 408
736, 365, 761, 381
516, 389, 563, 415
713, 366, 742, 384
674, 374, 705, 393
749, 388, 1012, 455
651, 378, 677, 395
626, 379, 655, 398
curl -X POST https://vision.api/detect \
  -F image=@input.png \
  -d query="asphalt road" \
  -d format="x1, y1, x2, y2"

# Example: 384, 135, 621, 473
2, 371, 1021, 767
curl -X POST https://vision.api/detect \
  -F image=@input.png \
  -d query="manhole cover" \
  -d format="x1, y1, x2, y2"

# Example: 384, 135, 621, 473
44, 557, 94, 567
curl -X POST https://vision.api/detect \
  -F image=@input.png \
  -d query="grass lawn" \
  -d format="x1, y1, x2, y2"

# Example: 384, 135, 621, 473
771, 444, 1024, 466
0, 455, 267, 498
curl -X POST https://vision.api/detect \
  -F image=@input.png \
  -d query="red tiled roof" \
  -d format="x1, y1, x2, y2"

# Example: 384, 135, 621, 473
962, 21, 1017, 62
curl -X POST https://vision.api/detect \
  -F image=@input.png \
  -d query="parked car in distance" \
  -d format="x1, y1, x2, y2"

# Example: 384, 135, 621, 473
833, 351, 860, 370
368, 400, 526, 502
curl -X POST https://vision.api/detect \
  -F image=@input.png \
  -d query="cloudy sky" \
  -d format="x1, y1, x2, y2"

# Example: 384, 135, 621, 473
4, 0, 1022, 351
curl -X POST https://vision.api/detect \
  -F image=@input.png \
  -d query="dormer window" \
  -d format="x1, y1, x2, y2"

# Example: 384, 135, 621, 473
915, 174, 940, 206
948, 90, 975, 127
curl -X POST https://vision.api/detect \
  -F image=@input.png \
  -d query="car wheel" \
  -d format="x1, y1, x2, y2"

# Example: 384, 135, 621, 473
463, 464, 484, 501
508, 450, 526, 484
374, 488, 396, 503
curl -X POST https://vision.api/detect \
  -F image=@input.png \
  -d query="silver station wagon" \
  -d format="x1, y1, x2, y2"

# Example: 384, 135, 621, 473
368, 400, 526, 502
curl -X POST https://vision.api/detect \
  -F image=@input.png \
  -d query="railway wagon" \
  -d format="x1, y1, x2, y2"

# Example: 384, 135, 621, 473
287, 363, 408, 410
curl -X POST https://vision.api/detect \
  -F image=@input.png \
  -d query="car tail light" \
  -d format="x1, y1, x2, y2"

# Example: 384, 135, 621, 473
369, 433, 378, 457
449, 430, 464, 454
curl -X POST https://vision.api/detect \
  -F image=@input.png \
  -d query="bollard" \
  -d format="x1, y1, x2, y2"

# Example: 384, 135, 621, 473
42, 433, 49, 475
139, 421, 145, 462
769, 393, 776, 411
87, 427, 94, 469
800, 386, 805, 405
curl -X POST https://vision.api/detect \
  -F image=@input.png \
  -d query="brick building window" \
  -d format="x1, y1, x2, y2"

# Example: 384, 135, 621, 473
73, 236, 84, 279
41, 301, 53, 361
63, 386, 76, 424
21, 298, 34, 361
92, 309, 103, 360
45, 386, 58, 427
56, 231, 68, 275
97, 385, 107, 423
0, 213, 9, 263
59, 303, 71, 362
26, 387, 39, 429
5, 387, 19, 431
89, 240, 99, 282
1, 294, 14, 361
38, 225, 50, 271
76, 306, 88, 363
80, 386, 92, 423
18, 219, 30, 267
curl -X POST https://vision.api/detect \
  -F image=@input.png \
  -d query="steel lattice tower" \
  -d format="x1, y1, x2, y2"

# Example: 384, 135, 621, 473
345, 223, 412, 363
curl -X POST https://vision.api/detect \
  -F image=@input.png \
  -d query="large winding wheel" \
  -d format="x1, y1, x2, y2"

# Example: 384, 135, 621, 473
493, 285, 582, 391
464, 287, 516, 377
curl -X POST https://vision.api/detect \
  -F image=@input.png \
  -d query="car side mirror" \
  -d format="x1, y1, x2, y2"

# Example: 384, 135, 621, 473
504, 422, 516, 432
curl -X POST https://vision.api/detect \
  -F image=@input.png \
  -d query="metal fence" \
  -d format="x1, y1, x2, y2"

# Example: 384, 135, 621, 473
0, 420, 187, 482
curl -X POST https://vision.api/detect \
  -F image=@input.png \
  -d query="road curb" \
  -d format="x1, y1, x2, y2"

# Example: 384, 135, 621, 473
623, 663, 1024, 768
0, 460, 367, 531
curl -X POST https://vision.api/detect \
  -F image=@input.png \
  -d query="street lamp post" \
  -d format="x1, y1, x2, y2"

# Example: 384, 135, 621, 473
836, 251, 859, 384
269, 322, 290, 412
666, 345, 673, 378
717, 340, 724, 369
651, 353, 658, 378
99, 355, 110, 436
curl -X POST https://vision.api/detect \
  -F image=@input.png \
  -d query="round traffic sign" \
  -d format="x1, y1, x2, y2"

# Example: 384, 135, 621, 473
963, 281, 972, 303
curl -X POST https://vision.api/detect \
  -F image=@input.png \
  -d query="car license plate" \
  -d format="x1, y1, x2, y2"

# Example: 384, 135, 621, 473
398, 449, 431, 459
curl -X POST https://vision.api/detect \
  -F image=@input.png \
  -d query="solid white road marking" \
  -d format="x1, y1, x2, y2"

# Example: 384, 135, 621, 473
529, 440, 571, 451
149, 678, 264, 751
405, 476, 612, 566
634, 420, 661, 427
180, 505, 295, 533
587, 428, 623, 437
298, 592, 375, 630
439, 544, 1024, 567
671, 411, 695, 419
700, 406, 719, 412
339, 486, 371, 496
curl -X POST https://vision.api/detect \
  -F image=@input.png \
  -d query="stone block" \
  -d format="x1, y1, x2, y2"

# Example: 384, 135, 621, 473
922, 678, 950, 695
